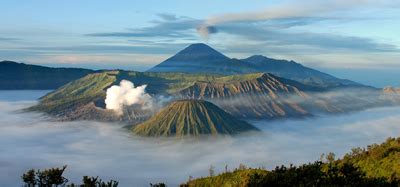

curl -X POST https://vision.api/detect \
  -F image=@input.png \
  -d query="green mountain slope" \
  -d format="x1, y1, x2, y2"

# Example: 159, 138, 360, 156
0, 60, 93, 89
133, 100, 258, 137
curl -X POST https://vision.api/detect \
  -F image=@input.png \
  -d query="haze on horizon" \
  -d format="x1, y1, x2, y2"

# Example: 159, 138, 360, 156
1, 0, 399, 87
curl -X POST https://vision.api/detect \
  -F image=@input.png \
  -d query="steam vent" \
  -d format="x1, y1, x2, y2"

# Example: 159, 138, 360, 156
132, 100, 259, 137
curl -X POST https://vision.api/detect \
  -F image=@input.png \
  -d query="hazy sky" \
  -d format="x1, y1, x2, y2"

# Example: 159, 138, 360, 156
1, 0, 399, 86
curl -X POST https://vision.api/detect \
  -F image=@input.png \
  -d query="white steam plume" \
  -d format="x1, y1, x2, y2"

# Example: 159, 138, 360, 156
105, 80, 153, 115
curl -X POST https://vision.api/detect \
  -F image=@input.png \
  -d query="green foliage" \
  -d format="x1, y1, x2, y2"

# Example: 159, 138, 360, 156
22, 165, 68, 187
21, 166, 118, 187
182, 138, 400, 187
182, 162, 397, 187
150, 183, 167, 187
340, 137, 400, 181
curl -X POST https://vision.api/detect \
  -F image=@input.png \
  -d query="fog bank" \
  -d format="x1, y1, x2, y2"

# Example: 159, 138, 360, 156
1, 91, 400, 186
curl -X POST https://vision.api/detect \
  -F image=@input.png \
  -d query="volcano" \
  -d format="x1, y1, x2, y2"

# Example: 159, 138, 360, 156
132, 100, 258, 137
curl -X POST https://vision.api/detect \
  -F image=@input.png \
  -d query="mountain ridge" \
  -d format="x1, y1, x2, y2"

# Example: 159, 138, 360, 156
148, 43, 362, 88
0, 60, 93, 89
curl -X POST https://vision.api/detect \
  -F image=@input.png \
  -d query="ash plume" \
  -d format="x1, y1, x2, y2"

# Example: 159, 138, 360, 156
105, 80, 153, 115
196, 0, 385, 38
196, 25, 218, 39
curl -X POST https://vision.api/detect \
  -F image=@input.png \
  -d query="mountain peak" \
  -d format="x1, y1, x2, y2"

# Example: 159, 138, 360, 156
147, 43, 231, 72
132, 99, 258, 137
173, 43, 229, 60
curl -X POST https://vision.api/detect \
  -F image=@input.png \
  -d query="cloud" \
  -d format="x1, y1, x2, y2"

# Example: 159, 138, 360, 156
212, 21, 398, 53
198, 0, 393, 37
86, 14, 200, 39
0, 37, 20, 42
196, 25, 218, 39
2, 91, 400, 186
84, 8, 398, 54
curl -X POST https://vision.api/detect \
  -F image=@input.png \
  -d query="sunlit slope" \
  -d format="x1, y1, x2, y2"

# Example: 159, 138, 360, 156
178, 73, 312, 118
182, 137, 400, 186
133, 100, 258, 137
29, 71, 117, 115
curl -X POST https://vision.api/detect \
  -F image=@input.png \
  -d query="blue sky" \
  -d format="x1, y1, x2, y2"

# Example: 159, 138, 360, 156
1, 0, 399, 87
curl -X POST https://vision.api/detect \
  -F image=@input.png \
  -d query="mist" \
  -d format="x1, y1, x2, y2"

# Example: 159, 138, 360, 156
1, 91, 400, 186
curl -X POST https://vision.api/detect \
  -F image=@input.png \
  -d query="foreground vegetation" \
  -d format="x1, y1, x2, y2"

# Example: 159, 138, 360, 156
181, 137, 400, 187
21, 165, 119, 187
22, 137, 400, 186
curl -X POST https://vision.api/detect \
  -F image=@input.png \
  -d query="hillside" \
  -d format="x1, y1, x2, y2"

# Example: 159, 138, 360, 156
178, 73, 311, 118
383, 86, 400, 94
341, 137, 400, 180
147, 43, 360, 88
29, 70, 317, 122
0, 61, 93, 89
132, 100, 258, 137
241, 55, 358, 88
181, 137, 400, 186
28, 71, 224, 122
29, 70, 397, 122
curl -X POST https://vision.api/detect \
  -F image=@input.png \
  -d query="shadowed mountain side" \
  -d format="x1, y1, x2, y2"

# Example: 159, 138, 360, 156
0, 60, 93, 89
132, 100, 258, 137
241, 55, 359, 88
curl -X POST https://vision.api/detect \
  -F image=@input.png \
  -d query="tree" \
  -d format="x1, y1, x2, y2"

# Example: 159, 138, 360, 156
22, 165, 68, 187
21, 166, 118, 187
209, 165, 215, 177
326, 152, 336, 163
21, 169, 36, 187
150, 183, 166, 187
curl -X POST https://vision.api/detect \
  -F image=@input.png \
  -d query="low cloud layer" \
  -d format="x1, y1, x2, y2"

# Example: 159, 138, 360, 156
1, 91, 400, 186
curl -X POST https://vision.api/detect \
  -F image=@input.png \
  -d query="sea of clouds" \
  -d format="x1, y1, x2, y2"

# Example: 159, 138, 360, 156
1, 90, 400, 186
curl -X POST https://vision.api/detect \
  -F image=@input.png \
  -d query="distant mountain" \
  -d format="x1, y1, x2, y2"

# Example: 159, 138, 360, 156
0, 61, 93, 89
241, 55, 358, 88
132, 100, 258, 137
147, 43, 256, 74
147, 43, 361, 88
383, 86, 400, 94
